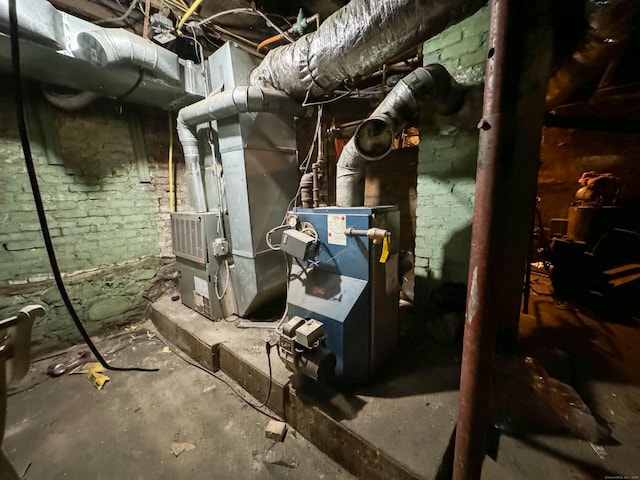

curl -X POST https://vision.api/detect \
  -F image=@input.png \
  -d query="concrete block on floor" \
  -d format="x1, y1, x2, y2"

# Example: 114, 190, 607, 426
265, 420, 288, 442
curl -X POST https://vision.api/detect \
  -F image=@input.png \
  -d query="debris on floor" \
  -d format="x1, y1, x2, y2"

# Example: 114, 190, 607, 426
68, 362, 110, 390
46, 351, 92, 377
265, 420, 288, 442
87, 364, 110, 390
251, 447, 298, 470
171, 442, 196, 457
492, 355, 607, 442
5, 321, 353, 479
590, 442, 608, 459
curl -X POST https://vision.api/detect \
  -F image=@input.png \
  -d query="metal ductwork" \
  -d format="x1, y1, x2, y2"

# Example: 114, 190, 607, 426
0, 0, 204, 110
0, 0, 61, 48
249, 0, 487, 99
77, 28, 181, 84
173, 44, 308, 317
41, 87, 101, 111
177, 86, 307, 212
177, 87, 307, 129
336, 64, 463, 207
546, 0, 634, 109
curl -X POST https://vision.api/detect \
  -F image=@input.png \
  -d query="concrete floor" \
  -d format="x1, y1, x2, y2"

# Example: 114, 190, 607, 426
501, 272, 640, 479
3, 325, 353, 480
150, 292, 461, 479
4, 274, 640, 479
149, 286, 640, 479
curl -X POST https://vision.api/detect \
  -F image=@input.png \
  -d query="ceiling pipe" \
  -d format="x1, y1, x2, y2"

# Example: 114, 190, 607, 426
249, 0, 487, 100
176, 86, 307, 212
335, 64, 464, 207
546, 0, 634, 109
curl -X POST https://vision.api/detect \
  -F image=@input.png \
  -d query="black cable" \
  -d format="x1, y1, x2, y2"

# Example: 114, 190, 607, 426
163, 338, 281, 421
117, 68, 145, 101
9, 0, 157, 373
257, 341, 273, 407
7, 376, 51, 397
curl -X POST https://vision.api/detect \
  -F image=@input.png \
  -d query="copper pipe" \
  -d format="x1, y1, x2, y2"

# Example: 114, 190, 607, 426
257, 14, 319, 52
257, 28, 293, 52
452, 0, 552, 478
142, 0, 151, 39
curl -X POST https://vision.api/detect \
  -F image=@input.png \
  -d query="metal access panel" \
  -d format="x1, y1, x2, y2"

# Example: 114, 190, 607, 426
175, 257, 237, 320
171, 212, 219, 264
175, 259, 214, 318
171, 211, 237, 320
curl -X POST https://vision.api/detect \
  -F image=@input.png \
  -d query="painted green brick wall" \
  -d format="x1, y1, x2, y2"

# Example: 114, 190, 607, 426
0, 80, 183, 352
0, 93, 159, 283
415, 6, 489, 302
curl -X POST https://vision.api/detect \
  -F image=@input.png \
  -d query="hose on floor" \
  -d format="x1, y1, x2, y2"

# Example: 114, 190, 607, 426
8, 0, 158, 373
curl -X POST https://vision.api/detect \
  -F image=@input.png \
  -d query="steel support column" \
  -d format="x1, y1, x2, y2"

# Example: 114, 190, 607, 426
452, 0, 553, 478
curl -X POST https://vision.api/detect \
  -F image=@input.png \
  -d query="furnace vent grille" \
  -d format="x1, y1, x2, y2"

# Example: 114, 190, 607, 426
171, 213, 207, 264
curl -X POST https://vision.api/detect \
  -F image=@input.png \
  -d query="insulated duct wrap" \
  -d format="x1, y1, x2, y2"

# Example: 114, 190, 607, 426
249, 0, 486, 99
546, 0, 634, 109
77, 28, 182, 84
336, 65, 463, 207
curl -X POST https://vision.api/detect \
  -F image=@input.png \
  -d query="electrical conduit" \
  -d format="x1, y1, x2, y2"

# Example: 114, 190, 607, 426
176, 0, 205, 35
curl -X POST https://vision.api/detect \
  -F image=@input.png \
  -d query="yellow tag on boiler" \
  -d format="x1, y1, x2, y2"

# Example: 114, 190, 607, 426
379, 235, 390, 264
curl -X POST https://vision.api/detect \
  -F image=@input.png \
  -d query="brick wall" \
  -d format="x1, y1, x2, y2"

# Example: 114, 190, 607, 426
415, 6, 489, 306
139, 108, 190, 256
0, 80, 187, 352
365, 146, 418, 254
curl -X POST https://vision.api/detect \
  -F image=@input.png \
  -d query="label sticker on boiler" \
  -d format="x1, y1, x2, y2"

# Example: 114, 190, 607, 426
327, 214, 347, 246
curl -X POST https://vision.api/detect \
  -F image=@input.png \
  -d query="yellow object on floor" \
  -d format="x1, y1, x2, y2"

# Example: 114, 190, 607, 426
87, 363, 110, 391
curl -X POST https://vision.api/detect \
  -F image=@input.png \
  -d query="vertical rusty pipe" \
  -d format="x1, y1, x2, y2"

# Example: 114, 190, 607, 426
300, 173, 314, 208
453, 2, 511, 475
312, 134, 324, 208
453, 0, 552, 478
312, 163, 320, 208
